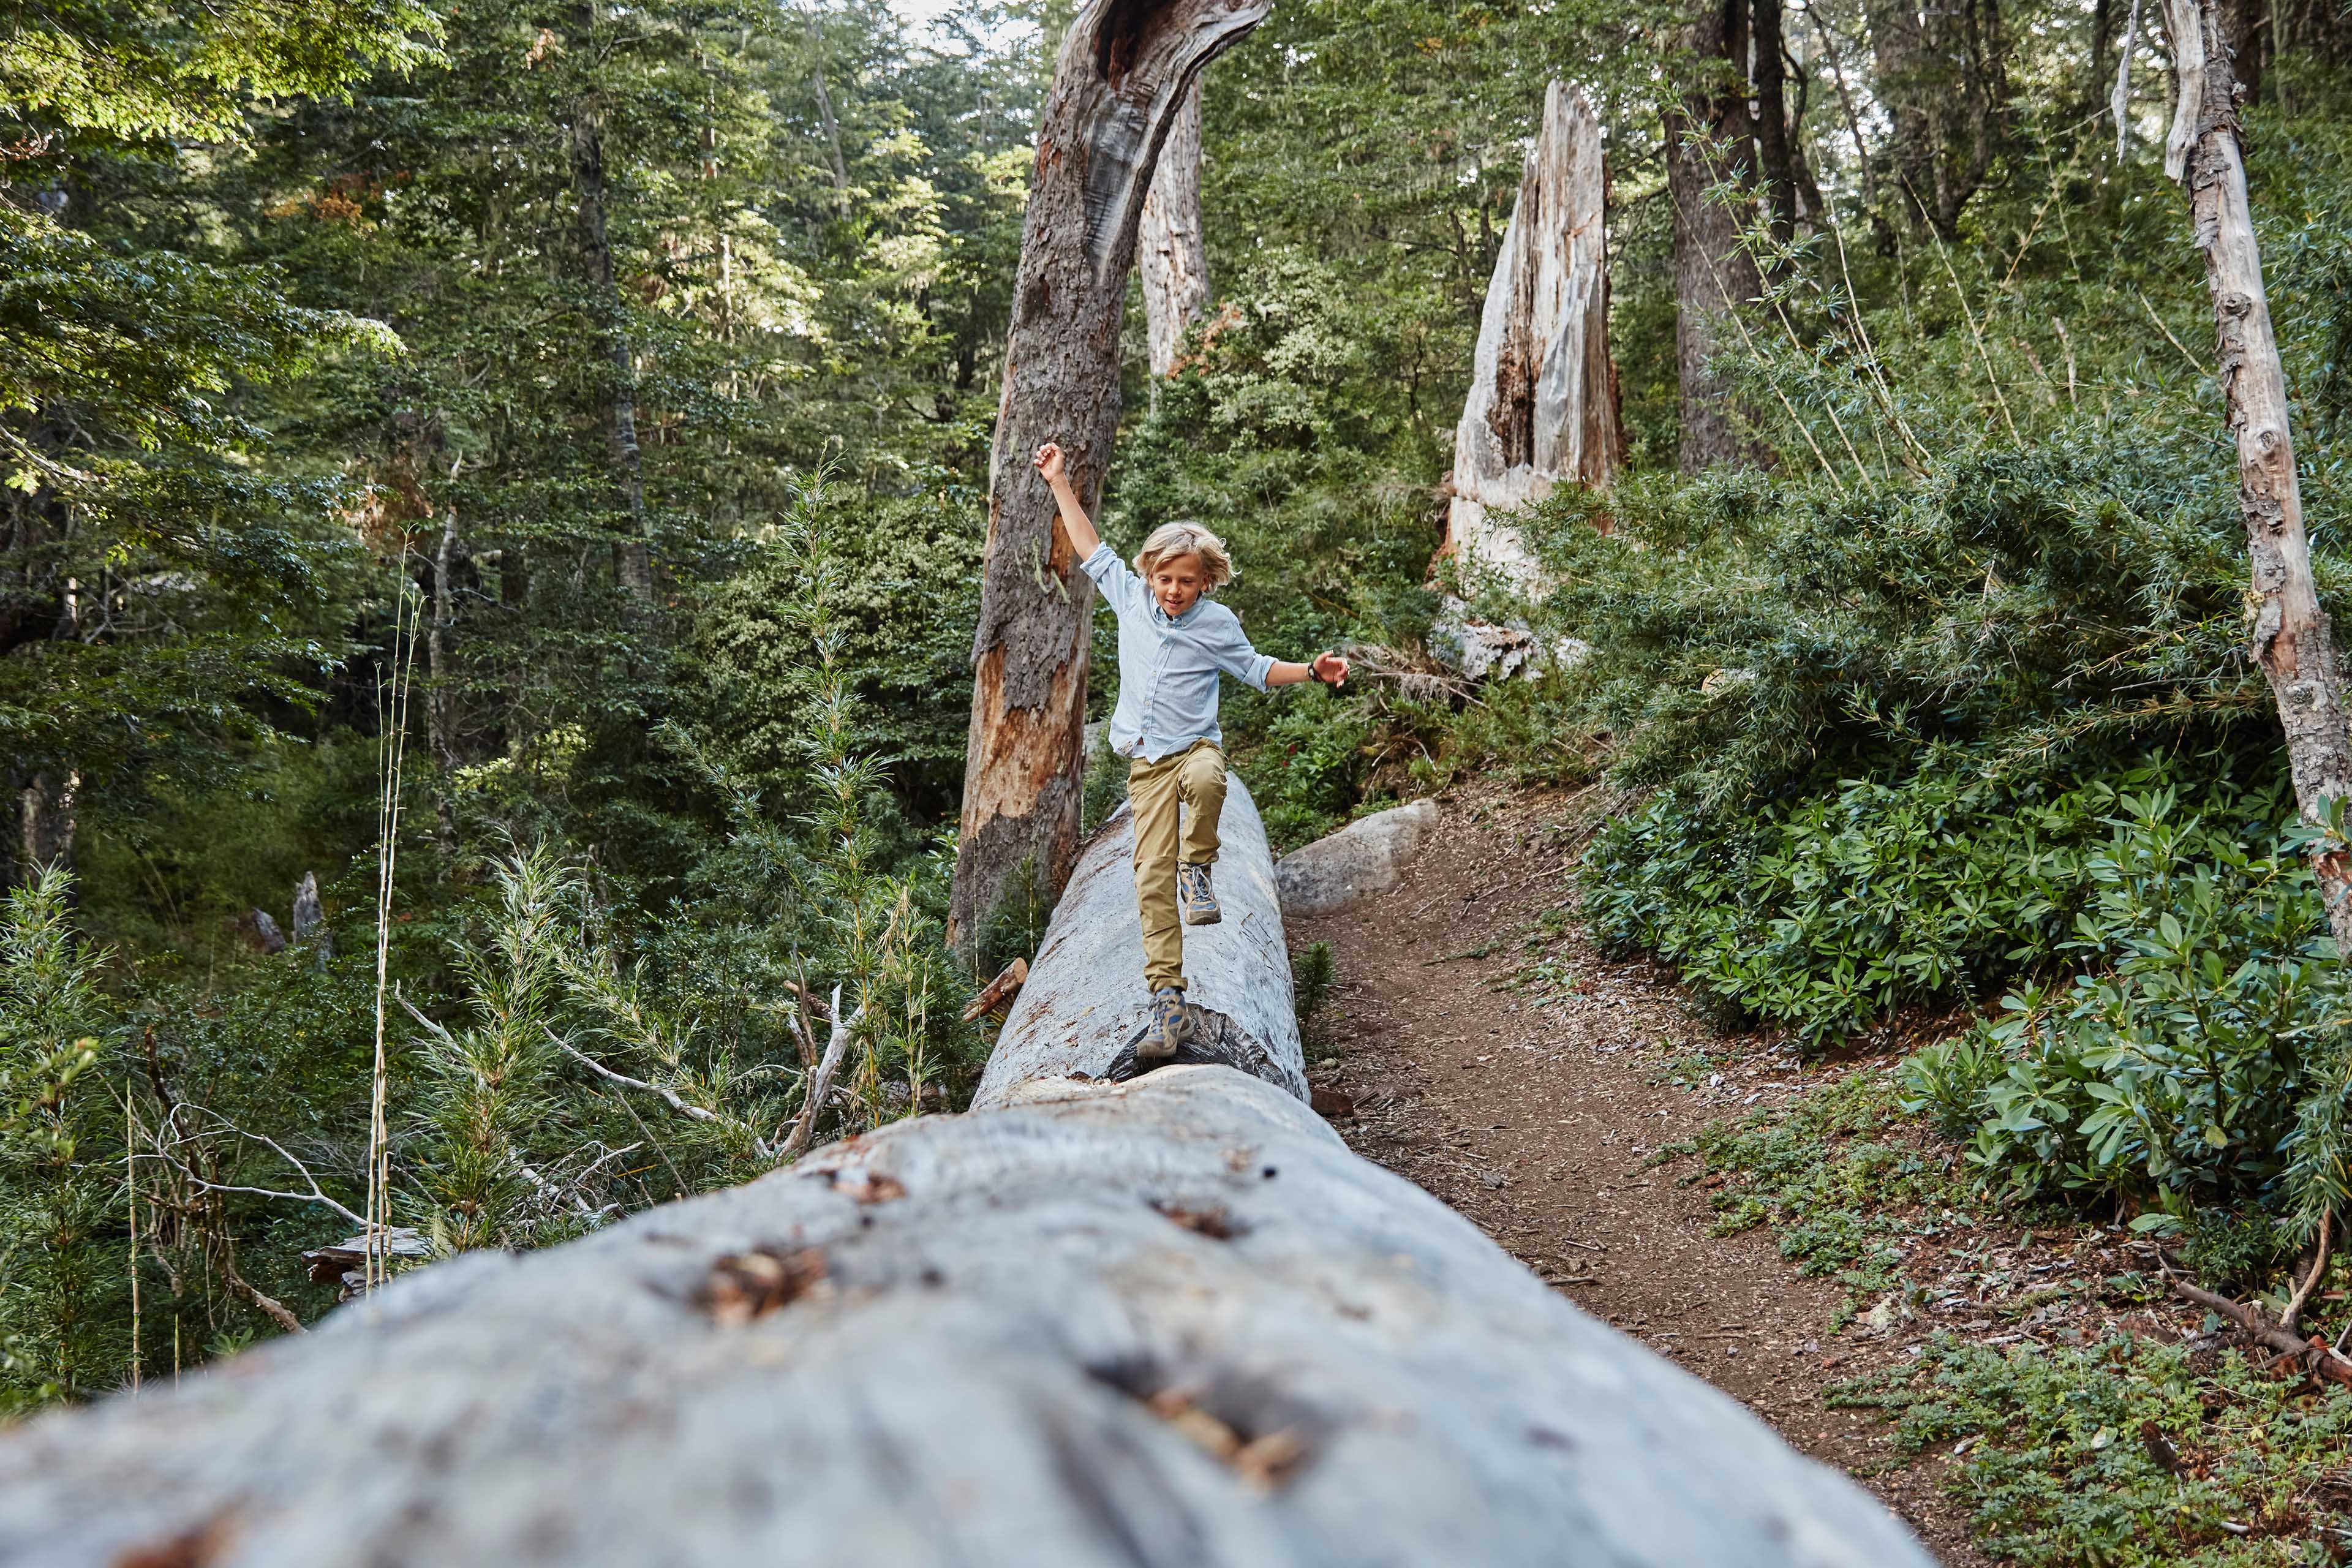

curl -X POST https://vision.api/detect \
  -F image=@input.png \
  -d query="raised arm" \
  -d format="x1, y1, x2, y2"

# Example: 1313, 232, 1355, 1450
1031, 443, 1101, 559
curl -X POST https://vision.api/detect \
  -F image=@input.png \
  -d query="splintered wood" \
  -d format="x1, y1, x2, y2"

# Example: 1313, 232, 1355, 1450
1447, 81, 1624, 589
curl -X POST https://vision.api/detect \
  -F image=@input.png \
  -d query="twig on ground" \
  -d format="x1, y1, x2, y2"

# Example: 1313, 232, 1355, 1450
2162, 1261, 2352, 1388
2284, 1209, 2334, 1335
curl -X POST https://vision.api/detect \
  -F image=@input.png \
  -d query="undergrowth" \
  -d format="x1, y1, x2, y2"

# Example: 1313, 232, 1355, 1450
1660, 1071, 1989, 1325
1830, 1334, 2352, 1564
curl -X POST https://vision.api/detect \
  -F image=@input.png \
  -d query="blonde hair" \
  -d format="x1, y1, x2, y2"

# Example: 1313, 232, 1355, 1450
1133, 520, 1234, 590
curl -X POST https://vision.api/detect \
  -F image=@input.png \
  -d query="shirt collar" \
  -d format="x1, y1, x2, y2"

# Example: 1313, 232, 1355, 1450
1153, 597, 1206, 628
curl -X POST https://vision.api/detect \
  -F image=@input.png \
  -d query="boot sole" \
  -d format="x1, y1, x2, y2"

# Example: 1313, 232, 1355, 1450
1183, 908, 1223, 926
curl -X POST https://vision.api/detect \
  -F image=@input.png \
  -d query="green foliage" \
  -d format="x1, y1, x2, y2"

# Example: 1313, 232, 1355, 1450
0, 871, 121, 1409
1291, 940, 1335, 1023
404, 850, 578, 1252
1588, 756, 2267, 1048
1830, 1334, 2352, 1564
695, 491, 982, 829
1918, 788, 2344, 1211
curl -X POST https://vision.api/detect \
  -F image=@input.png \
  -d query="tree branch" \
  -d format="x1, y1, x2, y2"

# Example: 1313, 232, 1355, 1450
777, 984, 862, 1163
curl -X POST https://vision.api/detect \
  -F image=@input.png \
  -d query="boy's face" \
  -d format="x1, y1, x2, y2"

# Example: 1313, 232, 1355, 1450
1149, 553, 1206, 618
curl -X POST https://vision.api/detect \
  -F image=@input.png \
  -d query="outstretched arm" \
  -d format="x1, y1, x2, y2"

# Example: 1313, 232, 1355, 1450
1266, 652, 1349, 688
1031, 443, 1101, 559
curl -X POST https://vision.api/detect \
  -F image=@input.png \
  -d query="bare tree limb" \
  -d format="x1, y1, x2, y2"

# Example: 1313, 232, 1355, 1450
552, 1031, 726, 1126
777, 985, 862, 1163
141, 1115, 369, 1231
2165, 1264, 2352, 1385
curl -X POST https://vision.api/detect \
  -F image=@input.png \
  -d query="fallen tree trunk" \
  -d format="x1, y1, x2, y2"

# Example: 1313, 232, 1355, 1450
2165, 0, 2352, 954
0, 789, 1929, 1565
949, 0, 1270, 960
977, 777, 1306, 1107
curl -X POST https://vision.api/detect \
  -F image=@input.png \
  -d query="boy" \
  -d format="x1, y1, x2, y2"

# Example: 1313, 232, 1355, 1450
1031, 441, 1348, 1061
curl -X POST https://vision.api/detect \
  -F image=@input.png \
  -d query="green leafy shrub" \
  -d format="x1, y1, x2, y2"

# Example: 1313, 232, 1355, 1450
1913, 786, 2346, 1211
1588, 756, 2269, 1048
0, 871, 123, 1409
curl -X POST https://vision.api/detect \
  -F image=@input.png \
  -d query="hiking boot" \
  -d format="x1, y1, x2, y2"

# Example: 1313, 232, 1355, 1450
1139, 986, 1194, 1062
1178, 861, 1221, 925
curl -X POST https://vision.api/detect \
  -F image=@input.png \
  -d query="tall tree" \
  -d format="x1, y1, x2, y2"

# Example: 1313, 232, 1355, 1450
949, 0, 1272, 960
567, 1, 655, 607
1665, 0, 1764, 472
1869, 0, 2011, 238
1752, 0, 1800, 242
2164, 0, 2352, 952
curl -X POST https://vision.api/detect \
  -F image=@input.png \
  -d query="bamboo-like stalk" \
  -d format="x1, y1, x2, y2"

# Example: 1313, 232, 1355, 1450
124, 1093, 139, 1391
367, 568, 424, 1291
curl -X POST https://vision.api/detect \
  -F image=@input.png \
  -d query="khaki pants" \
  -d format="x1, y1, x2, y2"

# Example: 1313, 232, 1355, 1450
1128, 741, 1227, 992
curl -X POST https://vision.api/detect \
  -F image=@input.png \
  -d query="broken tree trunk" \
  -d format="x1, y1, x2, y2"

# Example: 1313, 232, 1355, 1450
949, 0, 1270, 962
1447, 81, 1624, 589
1139, 77, 1210, 382
0, 782, 1931, 1567
2166, 0, 2352, 953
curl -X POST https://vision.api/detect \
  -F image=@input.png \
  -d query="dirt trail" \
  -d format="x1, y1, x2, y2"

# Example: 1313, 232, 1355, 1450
1286, 785, 1987, 1566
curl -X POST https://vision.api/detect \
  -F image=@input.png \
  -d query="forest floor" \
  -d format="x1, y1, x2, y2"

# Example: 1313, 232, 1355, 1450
1283, 782, 2293, 1567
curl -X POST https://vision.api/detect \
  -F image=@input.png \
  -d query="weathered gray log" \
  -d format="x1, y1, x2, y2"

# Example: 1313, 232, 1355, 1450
950, 0, 1271, 959
1139, 77, 1210, 382
0, 752, 1931, 1565
2165, 0, 2352, 954
0, 1064, 1929, 1567
1447, 81, 1623, 589
978, 775, 1305, 1108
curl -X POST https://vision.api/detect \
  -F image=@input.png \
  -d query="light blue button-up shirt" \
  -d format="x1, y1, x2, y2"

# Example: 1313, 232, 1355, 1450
1080, 542, 1275, 762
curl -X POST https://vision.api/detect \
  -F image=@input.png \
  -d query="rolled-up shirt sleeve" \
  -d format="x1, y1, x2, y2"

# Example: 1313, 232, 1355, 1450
1210, 616, 1277, 693
1077, 542, 1144, 620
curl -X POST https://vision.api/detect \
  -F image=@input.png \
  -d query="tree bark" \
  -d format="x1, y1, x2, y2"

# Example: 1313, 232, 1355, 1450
804, 8, 852, 216
2166, 0, 2352, 954
1752, 0, 1799, 243
1448, 82, 1624, 586
15, 769, 75, 884
1139, 77, 1211, 382
1667, 0, 1763, 473
568, 9, 655, 608
0, 786, 1934, 1568
949, 0, 1272, 962
2229, 0, 2268, 103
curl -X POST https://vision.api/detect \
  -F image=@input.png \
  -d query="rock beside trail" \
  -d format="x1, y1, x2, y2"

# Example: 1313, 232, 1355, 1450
1429, 595, 1590, 684
1277, 799, 1441, 918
